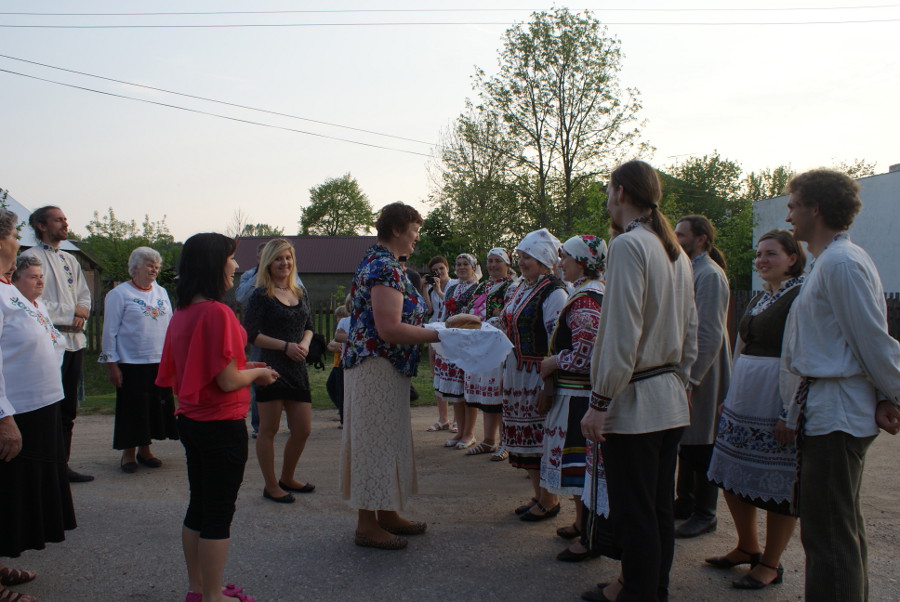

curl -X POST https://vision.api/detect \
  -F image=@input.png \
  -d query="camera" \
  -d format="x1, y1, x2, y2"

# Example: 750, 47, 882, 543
424, 272, 439, 285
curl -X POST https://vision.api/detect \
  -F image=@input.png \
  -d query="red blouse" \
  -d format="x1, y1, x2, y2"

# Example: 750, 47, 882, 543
156, 300, 250, 421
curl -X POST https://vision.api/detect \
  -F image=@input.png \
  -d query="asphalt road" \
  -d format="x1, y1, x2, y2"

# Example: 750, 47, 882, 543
10, 407, 900, 601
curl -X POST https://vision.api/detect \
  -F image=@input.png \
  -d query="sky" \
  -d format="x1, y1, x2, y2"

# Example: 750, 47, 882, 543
2, 1, 898, 241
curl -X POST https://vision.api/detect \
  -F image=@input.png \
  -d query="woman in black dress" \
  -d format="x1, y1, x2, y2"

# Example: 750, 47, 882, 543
243, 239, 315, 503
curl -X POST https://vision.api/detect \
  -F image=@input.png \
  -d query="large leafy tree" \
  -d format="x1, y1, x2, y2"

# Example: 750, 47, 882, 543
461, 7, 648, 235
299, 173, 375, 236
241, 223, 284, 236
75, 208, 180, 293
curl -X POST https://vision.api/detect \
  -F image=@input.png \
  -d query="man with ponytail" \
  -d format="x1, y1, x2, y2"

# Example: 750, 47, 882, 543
672, 216, 732, 539
580, 160, 698, 602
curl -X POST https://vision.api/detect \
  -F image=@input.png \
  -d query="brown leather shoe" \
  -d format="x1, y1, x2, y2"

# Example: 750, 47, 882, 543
354, 532, 408, 550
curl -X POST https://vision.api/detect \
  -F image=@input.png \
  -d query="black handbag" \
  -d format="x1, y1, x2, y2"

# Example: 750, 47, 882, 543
305, 332, 329, 371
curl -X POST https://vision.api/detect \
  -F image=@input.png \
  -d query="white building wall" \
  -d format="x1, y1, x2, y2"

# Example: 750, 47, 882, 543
752, 170, 900, 292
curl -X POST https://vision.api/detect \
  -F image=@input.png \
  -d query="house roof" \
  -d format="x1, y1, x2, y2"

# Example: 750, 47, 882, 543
235, 235, 377, 274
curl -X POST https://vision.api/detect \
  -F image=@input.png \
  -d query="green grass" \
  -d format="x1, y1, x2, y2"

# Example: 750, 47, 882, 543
81, 348, 436, 415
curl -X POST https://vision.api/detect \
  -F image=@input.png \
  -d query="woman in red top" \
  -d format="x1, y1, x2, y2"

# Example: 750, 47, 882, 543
156, 233, 278, 602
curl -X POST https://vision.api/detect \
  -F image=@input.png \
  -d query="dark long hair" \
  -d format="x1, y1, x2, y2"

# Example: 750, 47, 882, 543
610, 160, 681, 262
175, 233, 237, 309
677, 215, 728, 271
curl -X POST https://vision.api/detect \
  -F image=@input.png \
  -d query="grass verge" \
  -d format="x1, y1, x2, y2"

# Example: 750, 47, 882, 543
80, 349, 436, 415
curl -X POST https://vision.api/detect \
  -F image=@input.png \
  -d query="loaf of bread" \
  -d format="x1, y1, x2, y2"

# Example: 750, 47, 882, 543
445, 313, 482, 329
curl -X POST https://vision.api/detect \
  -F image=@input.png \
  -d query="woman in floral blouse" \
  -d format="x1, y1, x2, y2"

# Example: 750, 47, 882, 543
99, 247, 177, 474
340, 202, 440, 550
705, 229, 806, 590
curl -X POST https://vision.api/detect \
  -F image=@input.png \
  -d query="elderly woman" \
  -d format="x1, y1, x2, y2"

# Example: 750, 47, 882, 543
242, 238, 315, 503
156, 233, 278, 602
580, 160, 697, 602
461, 248, 516, 456
500, 229, 568, 521
706, 229, 806, 590
99, 247, 177, 473
340, 202, 440, 550
1, 211, 73, 602
537, 236, 607, 556
434, 253, 482, 449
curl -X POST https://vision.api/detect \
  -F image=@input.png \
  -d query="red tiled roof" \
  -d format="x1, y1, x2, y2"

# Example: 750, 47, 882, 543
235, 235, 377, 275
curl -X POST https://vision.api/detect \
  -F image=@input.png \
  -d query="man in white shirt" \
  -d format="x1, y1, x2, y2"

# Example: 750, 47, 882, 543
21, 206, 94, 483
672, 216, 731, 539
780, 169, 900, 601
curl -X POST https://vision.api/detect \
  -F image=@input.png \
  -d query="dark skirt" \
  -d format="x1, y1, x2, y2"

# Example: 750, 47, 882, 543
256, 385, 311, 403
0, 401, 77, 558
113, 363, 179, 450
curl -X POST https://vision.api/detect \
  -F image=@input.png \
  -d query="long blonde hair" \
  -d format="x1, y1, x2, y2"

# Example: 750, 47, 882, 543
255, 238, 304, 299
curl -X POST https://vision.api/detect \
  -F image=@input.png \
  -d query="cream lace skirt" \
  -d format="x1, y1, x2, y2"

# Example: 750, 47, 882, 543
340, 357, 417, 510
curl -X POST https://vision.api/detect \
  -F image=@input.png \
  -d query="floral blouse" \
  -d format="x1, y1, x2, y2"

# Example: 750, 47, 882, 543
555, 278, 604, 373
343, 245, 427, 377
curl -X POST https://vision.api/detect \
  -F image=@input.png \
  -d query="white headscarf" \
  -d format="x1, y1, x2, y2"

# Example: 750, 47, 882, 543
516, 228, 561, 269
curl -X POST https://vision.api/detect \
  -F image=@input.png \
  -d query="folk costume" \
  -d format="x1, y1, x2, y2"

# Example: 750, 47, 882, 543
707, 277, 802, 515
501, 230, 567, 469
433, 254, 480, 398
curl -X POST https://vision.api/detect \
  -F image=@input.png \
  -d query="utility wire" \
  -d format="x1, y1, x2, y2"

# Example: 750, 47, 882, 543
0, 53, 436, 146
0, 68, 433, 158
0, 18, 897, 28
2, 5, 898, 15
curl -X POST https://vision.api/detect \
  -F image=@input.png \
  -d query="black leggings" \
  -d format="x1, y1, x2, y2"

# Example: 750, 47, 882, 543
177, 416, 248, 540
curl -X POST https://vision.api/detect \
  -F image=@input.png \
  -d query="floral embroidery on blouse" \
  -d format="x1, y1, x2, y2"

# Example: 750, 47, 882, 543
8, 295, 63, 346
132, 297, 168, 320
468, 276, 513, 319
624, 215, 652, 233
748, 276, 804, 316
41, 242, 75, 293
343, 244, 427, 377
555, 278, 604, 374
443, 279, 479, 317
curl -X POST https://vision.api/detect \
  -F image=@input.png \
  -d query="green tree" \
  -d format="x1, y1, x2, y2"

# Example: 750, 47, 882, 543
241, 223, 284, 236
77, 208, 180, 293
300, 173, 375, 236
410, 205, 469, 268
832, 158, 876, 178
469, 7, 648, 234
434, 110, 527, 255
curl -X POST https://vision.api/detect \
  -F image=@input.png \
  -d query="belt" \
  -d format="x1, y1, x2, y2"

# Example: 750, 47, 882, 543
629, 363, 678, 383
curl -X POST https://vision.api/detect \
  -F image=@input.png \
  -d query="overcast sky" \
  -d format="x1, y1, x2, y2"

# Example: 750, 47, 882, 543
2, 1, 898, 241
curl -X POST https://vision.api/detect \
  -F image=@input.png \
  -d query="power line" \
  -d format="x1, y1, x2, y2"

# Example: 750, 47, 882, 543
1, 18, 897, 28
0, 53, 436, 147
2, 5, 898, 15
0, 68, 434, 158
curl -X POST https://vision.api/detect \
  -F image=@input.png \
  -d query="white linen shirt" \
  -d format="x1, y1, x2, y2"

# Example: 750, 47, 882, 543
589, 225, 698, 435
0, 281, 65, 418
21, 243, 91, 351
782, 235, 900, 437
98, 281, 172, 364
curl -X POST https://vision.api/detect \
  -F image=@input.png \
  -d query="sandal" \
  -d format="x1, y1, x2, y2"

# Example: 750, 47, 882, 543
520, 501, 561, 522
444, 439, 461, 448
455, 438, 477, 450
425, 420, 449, 432
0, 587, 36, 602
0, 568, 36, 587
449, 421, 459, 433
705, 547, 762, 569
222, 583, 257, 602
490, 446, 509, 461
465, 442, 498, 456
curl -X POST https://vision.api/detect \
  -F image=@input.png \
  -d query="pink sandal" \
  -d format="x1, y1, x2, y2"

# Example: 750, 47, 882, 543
223, 584, 256, 602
